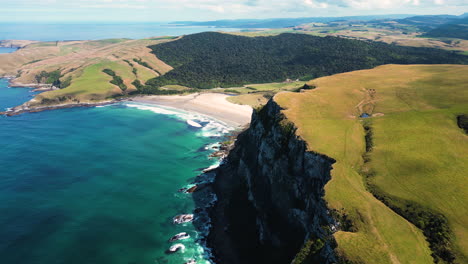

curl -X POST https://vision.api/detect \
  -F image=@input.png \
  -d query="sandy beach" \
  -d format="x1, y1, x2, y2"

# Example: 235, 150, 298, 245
131, 93, 253, 127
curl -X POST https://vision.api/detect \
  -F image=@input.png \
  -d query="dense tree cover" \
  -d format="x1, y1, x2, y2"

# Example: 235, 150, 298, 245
147, 32, 468, 89
34, 70, 73, 88
102, 69, 127, 91
35, 70, 62, 87
423, 18, 468, 40
130, 79, 198, 95
60, 76, 72, 88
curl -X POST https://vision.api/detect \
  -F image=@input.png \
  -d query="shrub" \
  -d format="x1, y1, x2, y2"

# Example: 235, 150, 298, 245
102, 69, 127, 91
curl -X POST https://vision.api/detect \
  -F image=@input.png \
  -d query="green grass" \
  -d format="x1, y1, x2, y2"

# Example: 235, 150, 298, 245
31, 61, 128, 105
227, 93, 269, 108
211, 81, 304, 94
368, 67, 468, 263
275, 65, 468, 263
221, 81, 306, 107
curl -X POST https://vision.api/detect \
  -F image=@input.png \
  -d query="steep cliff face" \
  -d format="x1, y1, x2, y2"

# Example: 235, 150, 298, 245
209, 100, 337, 264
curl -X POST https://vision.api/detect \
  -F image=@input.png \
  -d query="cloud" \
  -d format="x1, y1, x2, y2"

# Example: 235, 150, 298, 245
2, 0, 467, 21
80, 4, 146, 9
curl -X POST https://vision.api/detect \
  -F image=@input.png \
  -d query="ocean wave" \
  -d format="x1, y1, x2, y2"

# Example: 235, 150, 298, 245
187, 119, 202, 128
124, 103, 232, 138
204, 142, 220, 150
125, 102, 228, 263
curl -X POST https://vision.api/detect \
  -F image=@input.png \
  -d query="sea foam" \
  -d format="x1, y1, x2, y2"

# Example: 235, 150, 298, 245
125, 103, 232, 138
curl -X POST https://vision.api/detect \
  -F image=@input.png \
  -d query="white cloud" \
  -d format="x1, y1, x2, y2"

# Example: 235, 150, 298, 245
80, 4, 146, 9
1, 0, 467, 21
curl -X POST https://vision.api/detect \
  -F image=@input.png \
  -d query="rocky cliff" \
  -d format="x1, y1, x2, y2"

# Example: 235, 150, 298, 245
208, 99, 338, 264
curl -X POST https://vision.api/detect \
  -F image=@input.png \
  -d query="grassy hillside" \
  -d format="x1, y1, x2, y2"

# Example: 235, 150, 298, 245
221, 81, 306, 108
275, 65, 468, 264
148, 32, 468, 89
0, 38, 176, 107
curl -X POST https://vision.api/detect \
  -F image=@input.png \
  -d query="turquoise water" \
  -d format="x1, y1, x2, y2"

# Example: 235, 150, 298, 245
0, 80, 225, 264
0, 23, 239, 41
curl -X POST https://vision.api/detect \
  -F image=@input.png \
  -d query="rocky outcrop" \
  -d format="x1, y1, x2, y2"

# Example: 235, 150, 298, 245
0, 100, 119, 116
208, 100, 337, 264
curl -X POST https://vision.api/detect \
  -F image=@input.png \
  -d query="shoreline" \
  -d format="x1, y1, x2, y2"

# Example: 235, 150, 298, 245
1, 78, 253, 127
130, 93, 253, 128
1, 74, 253, 127
0, 100, 120, 116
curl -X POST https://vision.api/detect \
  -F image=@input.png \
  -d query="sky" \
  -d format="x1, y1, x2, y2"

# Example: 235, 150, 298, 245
0, 0, 467, 22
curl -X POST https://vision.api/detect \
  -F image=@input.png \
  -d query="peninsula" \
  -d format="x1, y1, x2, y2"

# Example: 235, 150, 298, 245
1, 17, 467, 264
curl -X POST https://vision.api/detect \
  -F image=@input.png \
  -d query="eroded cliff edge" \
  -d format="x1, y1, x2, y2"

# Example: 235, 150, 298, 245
208, 100, 338, 264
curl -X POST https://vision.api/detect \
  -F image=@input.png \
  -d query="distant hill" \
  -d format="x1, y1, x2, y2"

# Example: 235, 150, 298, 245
423, 17, 468, 40
394, 15, 461, 31
171, 14, 413, 29
147, 32, 468, 89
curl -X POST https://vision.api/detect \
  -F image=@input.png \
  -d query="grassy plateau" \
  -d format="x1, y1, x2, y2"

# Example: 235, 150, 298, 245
275, 64, 468, 264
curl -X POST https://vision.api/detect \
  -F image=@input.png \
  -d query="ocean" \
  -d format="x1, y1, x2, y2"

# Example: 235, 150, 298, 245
0, 77, 229, 263
0, 22, 239, 41
0, 47, 18, 54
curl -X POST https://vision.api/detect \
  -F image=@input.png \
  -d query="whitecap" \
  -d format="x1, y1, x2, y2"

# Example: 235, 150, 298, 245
204, 142, 220, 150
124, 102, 233, 138
187, 119, 202, 128
125, 103, 183, 116
202, 162, 220, 173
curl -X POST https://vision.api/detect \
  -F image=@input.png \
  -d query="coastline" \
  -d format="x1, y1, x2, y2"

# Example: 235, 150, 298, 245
0, 78, 249, 263
1, 80, 253, 128
0, 100, 121, 116
128, 93, 253, 263
130, 93, 253, 128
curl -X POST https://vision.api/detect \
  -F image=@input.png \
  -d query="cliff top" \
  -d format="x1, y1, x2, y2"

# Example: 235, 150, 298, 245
275, 64, 468, 264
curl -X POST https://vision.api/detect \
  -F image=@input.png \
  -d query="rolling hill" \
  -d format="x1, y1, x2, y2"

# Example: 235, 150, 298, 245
423, 17, 468, 40
148, 32, 468, 89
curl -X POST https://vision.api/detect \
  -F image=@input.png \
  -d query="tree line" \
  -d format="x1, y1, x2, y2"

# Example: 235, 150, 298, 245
146, 32, 468, 89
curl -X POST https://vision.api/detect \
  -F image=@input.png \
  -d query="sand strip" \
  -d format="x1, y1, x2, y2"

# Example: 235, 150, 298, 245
130, 93, 252, 127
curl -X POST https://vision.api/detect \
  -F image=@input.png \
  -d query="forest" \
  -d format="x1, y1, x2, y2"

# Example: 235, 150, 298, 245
423, 17, 468, 40
147, 32, 468, 89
